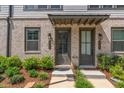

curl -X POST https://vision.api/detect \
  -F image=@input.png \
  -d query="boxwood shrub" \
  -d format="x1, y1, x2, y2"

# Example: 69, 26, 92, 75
28, 69, 38, 78
40, 55, 54, 70
33, 83, 44, 88
116, 81, 124, 88
97, 54, 111, 70
0, 56, 8, 69
5, 67, 20, 77
10, 75, 25, 84
23, 56, 40, 70
7, 56, 22, 68
38, 72, 48, 80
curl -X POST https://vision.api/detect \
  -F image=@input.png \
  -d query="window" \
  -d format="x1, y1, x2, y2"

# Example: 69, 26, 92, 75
116, 5, 124, 9
38, 5, 47, 9
50, 5, 61, 9
24, 5, 63, 11
112, 28, 124, 51
25, 28, 40, 51
24, 5, 35, 10
102, 5, 113, 9
89, 5, 100, 9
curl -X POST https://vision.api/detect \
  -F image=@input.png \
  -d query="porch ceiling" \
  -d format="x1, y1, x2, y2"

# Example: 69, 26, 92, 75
48, 14, 109, 25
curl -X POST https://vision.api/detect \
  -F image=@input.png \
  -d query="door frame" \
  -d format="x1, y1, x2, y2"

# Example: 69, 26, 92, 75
55, 27, 71, 65
79, 27, 95, 68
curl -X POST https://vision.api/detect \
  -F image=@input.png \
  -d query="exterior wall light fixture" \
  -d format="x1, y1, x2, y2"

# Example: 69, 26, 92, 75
98, 33, 103, 50
48, 33, 53, 50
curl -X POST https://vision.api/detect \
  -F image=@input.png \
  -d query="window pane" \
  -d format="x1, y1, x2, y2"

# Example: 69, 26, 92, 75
86, 31, 91, 42
27, 31, 38, 40
81, 31, 85, 42
51, 5, 61, 9
86, 43, 91, 55
27, 41, 38, 51
112, 41, 124, 51
112, 29, 124, 40
81, 43, 85, 54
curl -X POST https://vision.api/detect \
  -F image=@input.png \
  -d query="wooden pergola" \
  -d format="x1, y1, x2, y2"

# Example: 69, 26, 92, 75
48, 14, 109, 25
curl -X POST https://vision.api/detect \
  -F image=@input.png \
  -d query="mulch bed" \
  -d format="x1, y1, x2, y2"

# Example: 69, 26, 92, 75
0, 68, 52, 88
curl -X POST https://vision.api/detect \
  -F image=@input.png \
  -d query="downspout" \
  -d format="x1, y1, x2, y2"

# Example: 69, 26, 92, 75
6, 5, 13, 57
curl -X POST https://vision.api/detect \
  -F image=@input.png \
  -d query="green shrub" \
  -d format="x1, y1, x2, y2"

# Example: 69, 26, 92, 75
0, 56, 8, 69
28, 69, 38, 78
116, 81, 124, 88
0, 75, 5, 82
39, 72, 48, 80
23, 57, 39, 70
7, 56, 22, 68
10, 75, 25, 84
40, 55, 54, 69
5, 67, 20, 77
0, 65, 5, 74
33, 83, 44, 88
109, 64, 124, 81
75, 70, 94, 88
97, 54, 111, 70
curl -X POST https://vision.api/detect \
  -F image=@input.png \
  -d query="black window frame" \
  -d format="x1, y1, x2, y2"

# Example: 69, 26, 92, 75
25, 27, 40, 51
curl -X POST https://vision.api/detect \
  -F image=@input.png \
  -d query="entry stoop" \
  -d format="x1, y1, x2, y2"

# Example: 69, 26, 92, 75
52, 66, 73, 77
80, 70, 106, 79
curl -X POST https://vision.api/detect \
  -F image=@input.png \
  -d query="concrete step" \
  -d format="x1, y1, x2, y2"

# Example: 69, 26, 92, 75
52, 68, 74, 77
80, 70, 106, 79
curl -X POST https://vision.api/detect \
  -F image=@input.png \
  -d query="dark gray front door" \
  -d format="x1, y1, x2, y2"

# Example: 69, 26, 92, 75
56, 31, 71, 65
80, 30, 95, 66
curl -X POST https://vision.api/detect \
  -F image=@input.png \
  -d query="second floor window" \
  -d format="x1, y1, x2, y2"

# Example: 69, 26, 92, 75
24, 5, 62, 11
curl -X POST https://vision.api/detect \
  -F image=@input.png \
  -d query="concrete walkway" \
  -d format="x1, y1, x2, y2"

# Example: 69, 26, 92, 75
80, 70, 114, 88
49, 68, 74, 88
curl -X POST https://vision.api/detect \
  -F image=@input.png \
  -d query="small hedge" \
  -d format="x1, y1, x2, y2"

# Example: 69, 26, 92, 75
40, 55, 54, 70
10, 75, 25, 84
116, 81, 124, 88
75, 69, 94, 88
109, 64, 124, 81
5, 67, 20, 77
0, 75, 5, 82
23, 56, 40, 70
28, 69, 38, 78
33, 83, 44, 88
39, 72, 48, 80
97, 54, 111, 70
0, 56, 8, 69
7, 56, 22, 68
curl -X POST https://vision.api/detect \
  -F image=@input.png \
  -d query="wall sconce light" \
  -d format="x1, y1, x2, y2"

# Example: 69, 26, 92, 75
98, 33, 103, 50
48, 33, 53, 50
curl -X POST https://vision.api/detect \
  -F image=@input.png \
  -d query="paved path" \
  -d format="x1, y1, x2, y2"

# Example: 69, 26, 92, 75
49, 68, 74, 88
80, 70, 114, 88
